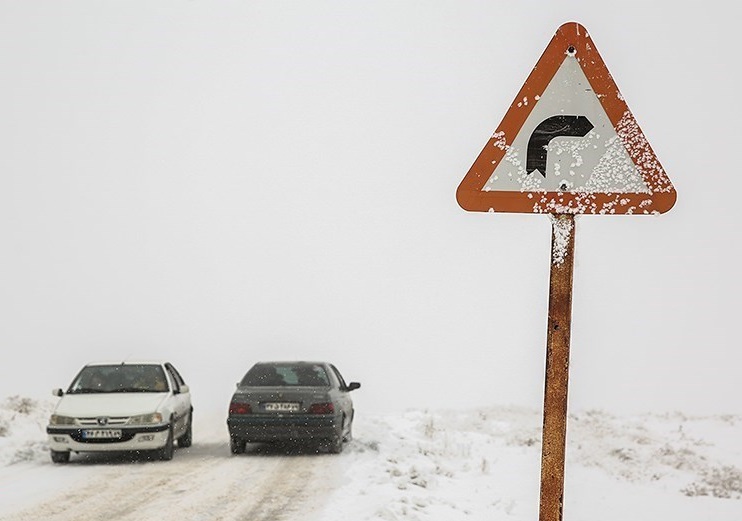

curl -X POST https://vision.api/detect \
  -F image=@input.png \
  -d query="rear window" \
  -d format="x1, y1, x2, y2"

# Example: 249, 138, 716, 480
68, 364, 169, 394
241, 363, 329, 387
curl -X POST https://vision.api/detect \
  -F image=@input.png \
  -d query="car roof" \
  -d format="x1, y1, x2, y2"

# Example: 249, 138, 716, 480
84, 360, 168, 367
254, 361, 329, 366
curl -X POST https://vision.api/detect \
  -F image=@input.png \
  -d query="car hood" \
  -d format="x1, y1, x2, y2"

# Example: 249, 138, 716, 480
54, 393, 169, 417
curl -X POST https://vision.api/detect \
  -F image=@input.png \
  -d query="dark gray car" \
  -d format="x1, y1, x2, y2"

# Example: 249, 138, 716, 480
227, 361, 360, 454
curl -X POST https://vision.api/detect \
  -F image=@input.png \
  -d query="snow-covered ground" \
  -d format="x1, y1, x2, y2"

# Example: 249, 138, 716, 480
1, 395, 740, 520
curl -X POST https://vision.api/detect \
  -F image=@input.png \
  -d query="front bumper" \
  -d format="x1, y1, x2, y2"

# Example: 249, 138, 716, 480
227, 414, 339, 443
46, 424, 170, 453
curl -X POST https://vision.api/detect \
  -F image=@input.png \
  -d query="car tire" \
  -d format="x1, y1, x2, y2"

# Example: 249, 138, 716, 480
327, 415, 345, 454
177, 411, 193, 448
158, 425, 175, 461
343, 415, 353, 443
230, 436, 246, 455
50, 450, 70, 464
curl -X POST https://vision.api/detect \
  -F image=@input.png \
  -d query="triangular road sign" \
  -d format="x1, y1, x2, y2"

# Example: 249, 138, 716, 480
457, 22, 677, 215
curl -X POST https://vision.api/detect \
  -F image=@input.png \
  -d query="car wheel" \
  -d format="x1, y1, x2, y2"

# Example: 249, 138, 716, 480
343, 416, 353, 443
230, 436, 246, 455
177, 411, 193, 448
50, 450, 70, 464
158, 426, 175, 461
327, 415, 345, 454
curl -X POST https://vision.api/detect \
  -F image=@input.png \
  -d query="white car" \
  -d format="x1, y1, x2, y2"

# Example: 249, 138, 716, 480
46, 360, 193, 463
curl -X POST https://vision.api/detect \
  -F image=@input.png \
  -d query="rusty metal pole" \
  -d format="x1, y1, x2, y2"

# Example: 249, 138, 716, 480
539, 213, 576, 521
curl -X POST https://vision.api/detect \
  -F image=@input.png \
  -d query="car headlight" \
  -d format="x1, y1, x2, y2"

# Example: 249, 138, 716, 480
49, 415, 76, 426
128, 413, 163, 425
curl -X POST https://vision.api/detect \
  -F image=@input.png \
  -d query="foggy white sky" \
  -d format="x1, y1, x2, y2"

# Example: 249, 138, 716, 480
1, 1, 739, 417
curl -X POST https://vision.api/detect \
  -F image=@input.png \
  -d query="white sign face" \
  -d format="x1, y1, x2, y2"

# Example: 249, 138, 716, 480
483, 56, 650, 195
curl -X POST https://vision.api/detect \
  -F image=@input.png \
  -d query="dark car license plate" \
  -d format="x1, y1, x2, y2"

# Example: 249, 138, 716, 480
264, 402, 300, 412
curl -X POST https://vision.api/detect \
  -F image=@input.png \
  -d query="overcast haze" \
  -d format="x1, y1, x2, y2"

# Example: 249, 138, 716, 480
1, 1, 739, 418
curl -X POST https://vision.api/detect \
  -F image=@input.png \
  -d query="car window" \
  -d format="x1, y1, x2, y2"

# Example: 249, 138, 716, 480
241, 363, 330, 387
165, 363, 185, 392
68, 365, 168, 393
166, 363, 186, 385
330, 364, 348, 390
164, 368, 179, 392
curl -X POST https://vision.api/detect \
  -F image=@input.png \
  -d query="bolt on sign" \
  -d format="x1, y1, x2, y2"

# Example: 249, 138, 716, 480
456, 22, 676, 521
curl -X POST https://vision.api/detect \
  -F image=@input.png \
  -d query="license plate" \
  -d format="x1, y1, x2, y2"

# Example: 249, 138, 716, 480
82, 429, 122, 439
264, 402, 300, 412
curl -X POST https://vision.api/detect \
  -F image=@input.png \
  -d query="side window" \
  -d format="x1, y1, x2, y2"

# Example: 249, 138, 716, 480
330, 365, 347, 391
165, 363, 185, 392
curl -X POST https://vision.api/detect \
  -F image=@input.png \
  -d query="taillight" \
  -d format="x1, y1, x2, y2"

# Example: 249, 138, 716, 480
229, 402, 252, 415
308, 402, 334, 414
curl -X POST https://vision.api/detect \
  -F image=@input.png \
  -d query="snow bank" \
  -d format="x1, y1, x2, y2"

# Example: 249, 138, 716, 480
327, 406, 742, 520
0, 396, 53, 467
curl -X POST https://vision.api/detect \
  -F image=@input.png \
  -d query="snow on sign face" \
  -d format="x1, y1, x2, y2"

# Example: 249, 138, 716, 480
487, 58, 650, 195
457, 22, 677, 215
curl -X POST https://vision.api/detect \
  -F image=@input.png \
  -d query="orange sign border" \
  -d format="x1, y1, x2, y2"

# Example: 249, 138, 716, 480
456, 22, 677, 215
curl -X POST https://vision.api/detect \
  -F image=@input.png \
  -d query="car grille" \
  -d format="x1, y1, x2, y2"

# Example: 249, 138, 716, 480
76, 417, 130, 427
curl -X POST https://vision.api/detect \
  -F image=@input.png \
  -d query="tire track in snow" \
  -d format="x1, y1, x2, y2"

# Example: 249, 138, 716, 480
235, 455, 318, 521
2, 444, 223, 521
1, 443, 338, 521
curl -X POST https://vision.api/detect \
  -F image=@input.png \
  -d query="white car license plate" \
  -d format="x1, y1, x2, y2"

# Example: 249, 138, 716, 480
82, 429, 122, 439
264, 402, 300, 412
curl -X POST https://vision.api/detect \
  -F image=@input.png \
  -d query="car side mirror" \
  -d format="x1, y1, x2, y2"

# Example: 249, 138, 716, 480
52, 388, 64, 397
347, 382, 361, 392
178, 384, 190, 395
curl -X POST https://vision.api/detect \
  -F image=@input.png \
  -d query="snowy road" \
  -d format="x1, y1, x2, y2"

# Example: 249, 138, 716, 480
2, 435, 340, 521
3, 400, 741, 521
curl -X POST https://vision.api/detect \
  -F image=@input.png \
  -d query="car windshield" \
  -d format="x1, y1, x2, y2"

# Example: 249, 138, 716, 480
67, 364, 169, 394
240, 363, 329, 387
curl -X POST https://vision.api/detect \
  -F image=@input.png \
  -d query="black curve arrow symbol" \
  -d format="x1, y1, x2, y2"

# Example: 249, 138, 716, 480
526, 115, 594, 177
